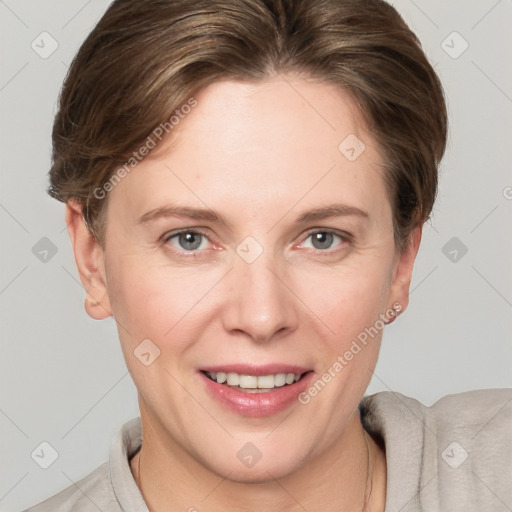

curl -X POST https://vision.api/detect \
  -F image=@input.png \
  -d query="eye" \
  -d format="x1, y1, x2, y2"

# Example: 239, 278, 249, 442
165, 230, 210, 251
301, 230, 347, 251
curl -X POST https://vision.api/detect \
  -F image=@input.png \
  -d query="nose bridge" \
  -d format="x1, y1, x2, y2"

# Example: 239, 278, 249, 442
222, 247, 297, 342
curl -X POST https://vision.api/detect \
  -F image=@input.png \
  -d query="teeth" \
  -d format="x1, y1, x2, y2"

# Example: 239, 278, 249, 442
239, 375, 258, 388
274, 373, 286, 387
206, 371, 303, 389
226, 372, 239, 386
257, 375, 276, 389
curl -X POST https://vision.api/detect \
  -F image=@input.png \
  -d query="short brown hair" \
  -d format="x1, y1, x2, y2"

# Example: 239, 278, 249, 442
49, 0, 447, 250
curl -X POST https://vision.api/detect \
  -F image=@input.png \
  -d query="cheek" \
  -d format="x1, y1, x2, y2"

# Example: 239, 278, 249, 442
296, 265, 390, 401
104, 259, 205, 403
291, 259, 391, 399
293, 258, 392, 342
105, 254, 225, 349
106, 262, 170, 339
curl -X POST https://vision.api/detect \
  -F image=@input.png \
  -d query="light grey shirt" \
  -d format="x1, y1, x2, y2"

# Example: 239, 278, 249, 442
25, 389, 512, 511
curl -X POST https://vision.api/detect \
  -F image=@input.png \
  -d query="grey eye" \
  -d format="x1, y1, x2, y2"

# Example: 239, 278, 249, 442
311, 232, 334, 250
177, 232, 203, 250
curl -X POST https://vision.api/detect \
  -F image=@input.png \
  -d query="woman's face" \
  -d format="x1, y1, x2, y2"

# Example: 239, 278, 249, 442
87, 76, 418, 480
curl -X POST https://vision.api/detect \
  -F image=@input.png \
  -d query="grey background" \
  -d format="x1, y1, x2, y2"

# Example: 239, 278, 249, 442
1, 0, 511, 510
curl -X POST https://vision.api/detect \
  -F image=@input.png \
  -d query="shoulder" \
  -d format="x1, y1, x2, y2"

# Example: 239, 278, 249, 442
360, 389, 512, 511
23, 462, 121, 512
362, 387, 512, 432
363, 388, 512, 445
24, 416, 145, 512
426, 387, 512, 424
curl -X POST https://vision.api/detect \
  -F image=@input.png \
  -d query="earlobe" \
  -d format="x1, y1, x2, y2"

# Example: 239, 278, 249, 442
387, 227, 422, 318
65, 200, 113, 320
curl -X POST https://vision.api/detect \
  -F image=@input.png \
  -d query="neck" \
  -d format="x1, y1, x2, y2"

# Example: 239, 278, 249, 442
130, 407, 386, 512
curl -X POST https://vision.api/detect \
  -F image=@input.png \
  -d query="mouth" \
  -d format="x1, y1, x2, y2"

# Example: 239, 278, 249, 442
198, 365, 314, 417
201, 370, 307, 393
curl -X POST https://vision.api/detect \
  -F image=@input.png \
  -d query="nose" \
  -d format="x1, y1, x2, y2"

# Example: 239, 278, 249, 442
221, 252, 299, 344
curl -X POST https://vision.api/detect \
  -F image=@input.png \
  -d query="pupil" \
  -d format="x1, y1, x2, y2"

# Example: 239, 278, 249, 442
312, 232, 333, 250
179, 232, 202, 250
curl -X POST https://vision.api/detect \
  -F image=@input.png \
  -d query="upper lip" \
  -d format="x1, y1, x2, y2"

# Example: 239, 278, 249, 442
199, 364, 311, 376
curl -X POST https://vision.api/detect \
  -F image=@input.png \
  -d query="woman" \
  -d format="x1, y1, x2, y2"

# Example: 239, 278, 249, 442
25, 0, 511, 510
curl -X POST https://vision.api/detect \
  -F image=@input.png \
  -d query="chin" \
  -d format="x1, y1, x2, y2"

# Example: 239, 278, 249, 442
189, 434, 309, 483
211, 459, 301, 484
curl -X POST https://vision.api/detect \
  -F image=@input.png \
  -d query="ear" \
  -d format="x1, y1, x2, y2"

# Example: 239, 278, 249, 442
66, 199, 113, 320
387, 227, 422, 317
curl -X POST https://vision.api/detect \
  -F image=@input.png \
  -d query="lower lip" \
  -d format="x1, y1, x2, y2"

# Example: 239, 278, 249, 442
199, 371, 314, 417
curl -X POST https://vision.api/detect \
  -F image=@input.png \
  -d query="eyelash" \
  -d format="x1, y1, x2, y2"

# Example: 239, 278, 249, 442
162, 228, 352, 258
163, 229, 213, 258
298, 230, 352, 253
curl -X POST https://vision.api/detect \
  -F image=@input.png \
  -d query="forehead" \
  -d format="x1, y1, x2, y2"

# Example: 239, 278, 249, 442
168, 76, 370, 168
108, 76, 389, 224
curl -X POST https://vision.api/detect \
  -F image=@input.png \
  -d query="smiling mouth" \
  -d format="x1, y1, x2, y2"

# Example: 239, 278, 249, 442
201, 370, 309, 393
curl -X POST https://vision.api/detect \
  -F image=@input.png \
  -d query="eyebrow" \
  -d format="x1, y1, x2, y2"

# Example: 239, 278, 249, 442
138, 206, 225, 225
295, 204, 369, 223
137, 203, 368, 226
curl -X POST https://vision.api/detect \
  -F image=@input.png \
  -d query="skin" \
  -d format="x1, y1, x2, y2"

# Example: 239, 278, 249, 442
67, 75, 421, 511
